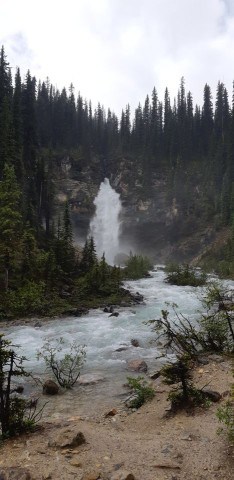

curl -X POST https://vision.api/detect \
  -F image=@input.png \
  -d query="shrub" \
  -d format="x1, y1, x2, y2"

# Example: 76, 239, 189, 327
165, 263, 207, 287
217, 400, 234, 442
123, 253, 152, 280
217, 379, 234, 442
161, 356, 209, 412
4, 281, 48, 317
37, 338, 86, 388
127, 376, 155, 408
0, 334, 41, 439
148, 283, 234, 357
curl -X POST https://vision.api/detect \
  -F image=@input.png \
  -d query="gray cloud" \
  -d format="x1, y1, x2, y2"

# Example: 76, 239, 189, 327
0, 0, 234, 114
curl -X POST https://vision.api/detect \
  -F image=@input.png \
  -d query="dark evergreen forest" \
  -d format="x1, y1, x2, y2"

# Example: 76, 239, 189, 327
0, 46, 233, 317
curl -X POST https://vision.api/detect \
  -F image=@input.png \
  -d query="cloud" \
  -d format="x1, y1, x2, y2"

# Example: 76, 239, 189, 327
0, 0, 234, 114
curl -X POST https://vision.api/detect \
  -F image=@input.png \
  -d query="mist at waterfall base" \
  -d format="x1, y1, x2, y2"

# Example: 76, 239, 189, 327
89, 178, 123, 265
4, 268, 205, 418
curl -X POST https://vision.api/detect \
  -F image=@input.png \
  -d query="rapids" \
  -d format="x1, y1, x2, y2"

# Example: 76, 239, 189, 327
3, 267, 205, 418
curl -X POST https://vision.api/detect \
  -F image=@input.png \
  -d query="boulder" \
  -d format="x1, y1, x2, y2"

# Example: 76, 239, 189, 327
133, 292, 144, 303
49, 429, 86, 448
34, 321, 42, 328
115, 347, 128, 352
202, 389, 222, 402
127, 359, 148, 372
43, 379, 59, 395
109, 312, 119, 317
0, 468, 32, 480
131, 339, 139, 347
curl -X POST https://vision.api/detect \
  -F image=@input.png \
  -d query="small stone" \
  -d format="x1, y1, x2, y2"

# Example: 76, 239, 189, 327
126, 359, 148, 372
197, 357, 209, 365
82, 471, 101, 480
70, 459, 82, 467
181, 435, 192, 441
109, 472, 135, 480
105, 408, 118, 417
131, 339, 140, 347
43, 379, 59, 395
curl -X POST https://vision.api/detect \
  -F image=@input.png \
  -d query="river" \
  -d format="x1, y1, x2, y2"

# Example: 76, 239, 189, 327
2, 266, 209, 420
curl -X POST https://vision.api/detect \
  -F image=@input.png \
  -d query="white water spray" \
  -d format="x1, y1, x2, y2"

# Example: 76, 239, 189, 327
90, 178, 122, 264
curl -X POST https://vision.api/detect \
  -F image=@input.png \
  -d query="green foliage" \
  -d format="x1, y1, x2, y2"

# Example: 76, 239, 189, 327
0, 334, 40, 439
123, 253, 152, 280
2, 281, 48, 317
161, 356, 209, 412
37, 338, 86, 389
216, 369, 234, 442
165, 263, 207, 287
127, 376, 155, 409
217, 399, 234, 442
148, 284, 234, 357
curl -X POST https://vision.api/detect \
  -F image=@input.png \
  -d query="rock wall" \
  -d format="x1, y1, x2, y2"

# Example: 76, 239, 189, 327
54, 155, 215, 262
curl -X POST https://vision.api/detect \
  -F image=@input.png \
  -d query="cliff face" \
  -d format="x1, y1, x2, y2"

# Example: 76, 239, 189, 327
54, 155, 216, 262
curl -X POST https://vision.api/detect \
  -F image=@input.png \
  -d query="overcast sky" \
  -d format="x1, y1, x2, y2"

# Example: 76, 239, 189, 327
1, 0, 234, 115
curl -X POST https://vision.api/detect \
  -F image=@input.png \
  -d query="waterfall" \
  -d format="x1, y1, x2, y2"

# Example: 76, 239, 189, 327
90, 178, 122, 264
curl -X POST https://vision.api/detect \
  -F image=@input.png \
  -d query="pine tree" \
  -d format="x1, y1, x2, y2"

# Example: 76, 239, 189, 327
60, 201, 75, 274
0, 164, 22, 290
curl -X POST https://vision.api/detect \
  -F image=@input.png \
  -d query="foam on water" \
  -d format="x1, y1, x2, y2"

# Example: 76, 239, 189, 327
3, 267, 207, 417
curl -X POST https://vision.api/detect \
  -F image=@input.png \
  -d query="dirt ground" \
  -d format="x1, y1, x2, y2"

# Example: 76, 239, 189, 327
0, 357, 233, 480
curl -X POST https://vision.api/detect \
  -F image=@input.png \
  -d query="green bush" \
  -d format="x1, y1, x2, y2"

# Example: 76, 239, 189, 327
37, 338, 86, 388
161, 356, 211, 412
148, 284, 234, 357
217, 400, 234, 442
165, 263, 207, 287
0, 335, 41, 439
4, 281, 48, 317
123, 253, 152, 280
127, 376, 155, 408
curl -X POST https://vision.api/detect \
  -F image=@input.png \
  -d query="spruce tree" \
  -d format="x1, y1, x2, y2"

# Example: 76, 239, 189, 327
0, 164, 22, 290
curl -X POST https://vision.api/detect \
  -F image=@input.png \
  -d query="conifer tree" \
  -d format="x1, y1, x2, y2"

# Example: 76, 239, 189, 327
0, 164, 22, 290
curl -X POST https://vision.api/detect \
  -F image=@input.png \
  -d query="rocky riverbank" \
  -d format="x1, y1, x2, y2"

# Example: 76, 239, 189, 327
0, 357, 233, 480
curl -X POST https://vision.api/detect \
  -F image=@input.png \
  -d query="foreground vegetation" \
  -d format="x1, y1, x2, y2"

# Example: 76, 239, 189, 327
148, 283, 234, 415
0, 335, 42, 440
